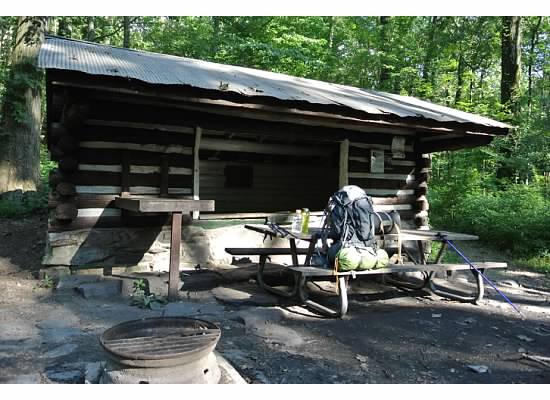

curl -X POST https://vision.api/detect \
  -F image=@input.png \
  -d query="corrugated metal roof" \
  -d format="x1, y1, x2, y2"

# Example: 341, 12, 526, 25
38, 36, 511, 131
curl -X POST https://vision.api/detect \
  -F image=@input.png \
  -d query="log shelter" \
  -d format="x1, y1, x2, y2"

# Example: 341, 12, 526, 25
38, 36, 512, 281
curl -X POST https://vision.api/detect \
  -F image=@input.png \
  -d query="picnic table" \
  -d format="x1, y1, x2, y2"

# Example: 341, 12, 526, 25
226, 224, 507, 317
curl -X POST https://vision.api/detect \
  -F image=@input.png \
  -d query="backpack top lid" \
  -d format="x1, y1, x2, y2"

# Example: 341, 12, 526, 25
336, 185, 368, 204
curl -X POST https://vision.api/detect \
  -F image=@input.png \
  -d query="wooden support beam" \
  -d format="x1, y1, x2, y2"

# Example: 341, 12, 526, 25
168, 212, 182, 301
121, 151, 130, 196
193, 126, 202, 220
160, 154, 169, 196
339, 139, 349, 189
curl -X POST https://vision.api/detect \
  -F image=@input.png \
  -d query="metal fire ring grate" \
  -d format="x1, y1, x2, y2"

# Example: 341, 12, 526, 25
99, 317, 221, 368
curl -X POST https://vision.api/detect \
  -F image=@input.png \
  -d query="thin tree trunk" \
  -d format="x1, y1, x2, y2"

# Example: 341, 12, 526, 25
86, 17, 96, 42
378, 16, 391, 91
501, 16, 522, 118
454, 53, 465, 105
528, 17, 542, 113
0, 17, 45, 195
123, 17, 131, 48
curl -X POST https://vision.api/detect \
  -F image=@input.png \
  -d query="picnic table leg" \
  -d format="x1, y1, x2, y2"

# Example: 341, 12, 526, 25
289, 238, 299, 266
297, 275, 349, 318
256, 254, 300, 298
427, 268, 485, 303
168, 211, 182, 301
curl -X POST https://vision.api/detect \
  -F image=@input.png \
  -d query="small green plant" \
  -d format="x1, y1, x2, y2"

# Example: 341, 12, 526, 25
131, 279, 166, 310
34, 274, 54, 290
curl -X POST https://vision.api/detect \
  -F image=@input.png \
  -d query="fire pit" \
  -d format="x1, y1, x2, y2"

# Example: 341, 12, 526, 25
99, 317, 222, 384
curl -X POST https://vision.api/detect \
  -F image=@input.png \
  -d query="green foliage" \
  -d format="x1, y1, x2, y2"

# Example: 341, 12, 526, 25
430, 179, 549, 258
0, 144, 54, 218
130, 279, 166, 310
34, 274, 54, 290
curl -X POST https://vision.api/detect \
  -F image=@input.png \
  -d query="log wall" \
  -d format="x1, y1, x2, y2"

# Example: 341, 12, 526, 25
44, 78, 432, 268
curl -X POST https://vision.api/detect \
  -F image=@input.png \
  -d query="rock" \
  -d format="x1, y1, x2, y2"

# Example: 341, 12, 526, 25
1, 373, 43, 384
76, 279, 122, 299
44, 343, 79, 358
56, 274, 101, 290
215, 352, 247, 384
239, 311, 304, 347
516, 334, 535, 342
467, 365, 489, 373
46, 368, 84, 383
212, 283, 279, 307
236, 307, 286, 325
163, 302, 225, 317
85, 362, 106, 384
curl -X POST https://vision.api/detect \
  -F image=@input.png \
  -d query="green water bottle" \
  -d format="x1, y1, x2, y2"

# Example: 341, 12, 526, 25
301, 208, 310, 234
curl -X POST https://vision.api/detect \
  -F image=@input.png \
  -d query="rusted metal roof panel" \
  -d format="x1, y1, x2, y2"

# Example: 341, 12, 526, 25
38, 36, 511, 131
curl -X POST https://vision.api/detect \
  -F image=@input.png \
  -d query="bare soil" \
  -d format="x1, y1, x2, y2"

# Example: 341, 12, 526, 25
1, 214, 549, 384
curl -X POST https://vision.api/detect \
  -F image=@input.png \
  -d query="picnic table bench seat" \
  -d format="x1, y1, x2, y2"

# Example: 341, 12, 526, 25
225, 245, 507, 318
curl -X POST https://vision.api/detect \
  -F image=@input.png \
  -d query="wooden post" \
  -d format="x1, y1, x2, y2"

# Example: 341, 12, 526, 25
414, 153, 431, 230
121, 151, 130, 196
160, 154, 169, 196
192, 126, 202, 219
168, 211, 183, 300
339, 139, 349, 189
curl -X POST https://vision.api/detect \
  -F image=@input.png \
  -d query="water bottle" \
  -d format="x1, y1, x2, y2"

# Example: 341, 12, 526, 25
301, 208, 310, 234
291, 209, 302, 233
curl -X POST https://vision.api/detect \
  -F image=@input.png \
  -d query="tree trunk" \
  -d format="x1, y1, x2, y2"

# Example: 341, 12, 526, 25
378, 16, 391, 91
454, 53, 465, 105
123, 17, 131, 48
86, 17, 96, 41
57, 17, 71, 37
527, 17, 542, 113
501, 16, 522, 118
0, 17, 45, 195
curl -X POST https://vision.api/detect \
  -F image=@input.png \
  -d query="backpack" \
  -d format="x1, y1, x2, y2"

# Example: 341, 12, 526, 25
323, 185, 376, 249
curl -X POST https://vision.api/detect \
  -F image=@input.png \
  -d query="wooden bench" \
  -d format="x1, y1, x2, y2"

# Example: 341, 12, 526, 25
225, 247, 507, 318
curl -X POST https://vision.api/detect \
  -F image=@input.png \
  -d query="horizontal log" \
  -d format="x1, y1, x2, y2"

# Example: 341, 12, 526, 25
371, 195, 417, 205
50, 122, 67, 143
115, 197, 215, 213
78, 125, 195, 146
57, 135, 79, 153
70, 170, 193, 188
62, 103, 90, 130
77, 148, 193, 167
58, 156, 78, 172
76, 208, 121, 218
417, 135, 493, 153
77, 164, 192, 175
55, 203, 78, 220
348, 178, 418, 190
78, 141, 193, 155
363, 189, 415, 197
56, 182, 76, 196
200, 137, 332, 157
48, 193, 195, 209
75, 185, 192, 195
48, 214, 182, 232
348, 172, 415, 181
85, 119, 195, 135
349, 141, 414, 152
48, 168, 63, 188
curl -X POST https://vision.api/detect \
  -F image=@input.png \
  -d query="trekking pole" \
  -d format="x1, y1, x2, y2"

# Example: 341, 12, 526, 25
436, 233, 523, 317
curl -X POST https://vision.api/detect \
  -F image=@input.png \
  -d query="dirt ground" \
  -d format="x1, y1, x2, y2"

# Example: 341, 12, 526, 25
1, 214, 549, 384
